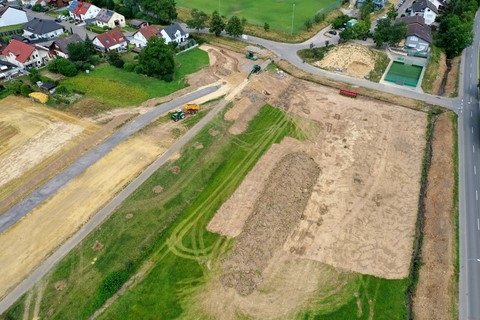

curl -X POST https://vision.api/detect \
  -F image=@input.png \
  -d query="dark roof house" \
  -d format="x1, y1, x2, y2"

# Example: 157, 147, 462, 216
23, 18, 64, 37
49, 33, 82, 57
412, 0, 438, 14
130, 19, 148, 29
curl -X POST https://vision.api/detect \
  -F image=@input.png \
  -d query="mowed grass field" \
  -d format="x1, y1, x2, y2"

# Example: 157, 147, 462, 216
176, 0, 341, 32
62, 48, 209, 108
2, 105, 409, 320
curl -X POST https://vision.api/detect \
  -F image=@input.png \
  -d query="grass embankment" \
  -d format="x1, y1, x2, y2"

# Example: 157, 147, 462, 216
451, 112, 459, 318
368, 50, 390, 82
421, 45, 441, 93
62, 48, 208, 108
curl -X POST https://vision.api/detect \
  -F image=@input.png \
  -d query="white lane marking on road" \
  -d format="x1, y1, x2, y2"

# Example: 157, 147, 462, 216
475, 165, 477, 175
476, 190, 478, 201
472, 127, 474, 134
478, 219, 480, 230
474, 145, 476, 153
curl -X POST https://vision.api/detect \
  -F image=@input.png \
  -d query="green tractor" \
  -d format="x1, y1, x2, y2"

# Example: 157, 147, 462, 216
170, 110, 186, 122
247, 65, 262, 79
245, 51, 258, 61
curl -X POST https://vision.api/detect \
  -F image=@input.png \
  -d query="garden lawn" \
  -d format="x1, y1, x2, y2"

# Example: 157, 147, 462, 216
176, 0, 342, 33
62, 48, 209, 107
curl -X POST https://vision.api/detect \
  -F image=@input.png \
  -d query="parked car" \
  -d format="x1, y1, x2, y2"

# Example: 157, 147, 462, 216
328, 30, 337, 35
54, 18, 62, 22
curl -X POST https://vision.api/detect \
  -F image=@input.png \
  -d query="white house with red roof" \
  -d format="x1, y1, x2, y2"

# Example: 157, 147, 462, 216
2, 39, 51, 69
92, 29, 127, 52
131, 25, 159, 49
68, 0, 100, 21
0, 6, 28, 27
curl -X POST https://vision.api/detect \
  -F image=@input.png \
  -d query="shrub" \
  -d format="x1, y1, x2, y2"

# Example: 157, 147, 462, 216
20, 84, 33, 97
55, 85, 72, 95
123, 61, 135, 72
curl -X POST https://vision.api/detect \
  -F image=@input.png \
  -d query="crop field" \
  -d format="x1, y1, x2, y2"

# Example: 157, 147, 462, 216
176, 0, 342, 32
62, 48, 209, 108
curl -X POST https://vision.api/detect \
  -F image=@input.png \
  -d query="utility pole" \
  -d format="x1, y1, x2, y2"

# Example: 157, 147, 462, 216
291, 3, 295, 35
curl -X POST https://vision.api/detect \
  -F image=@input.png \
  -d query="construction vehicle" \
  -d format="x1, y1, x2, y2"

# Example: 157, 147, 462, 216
247, 65, 261, 79
184, 103, 200, 114
170, 110, 186, 122
245, 51, 258, 60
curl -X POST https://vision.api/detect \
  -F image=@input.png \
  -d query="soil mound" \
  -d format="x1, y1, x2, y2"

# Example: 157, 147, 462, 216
220, 152, 320, 295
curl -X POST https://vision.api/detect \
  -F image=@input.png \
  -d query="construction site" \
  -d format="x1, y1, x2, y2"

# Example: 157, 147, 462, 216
0, 44, 455, 319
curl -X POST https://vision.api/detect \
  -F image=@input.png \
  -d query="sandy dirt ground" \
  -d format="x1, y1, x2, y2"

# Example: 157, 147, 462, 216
413, 113, 455, 320
0, 96, 97, 189
444, 57, 460, 97
209, 75, 427, 280
0, 121, 180, 299
315, 43, 377, 78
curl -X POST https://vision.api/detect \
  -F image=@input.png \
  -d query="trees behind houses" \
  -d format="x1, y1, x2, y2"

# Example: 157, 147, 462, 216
138, 37, 175, 81
436, 0, 477, 58
373, 19, 407, 47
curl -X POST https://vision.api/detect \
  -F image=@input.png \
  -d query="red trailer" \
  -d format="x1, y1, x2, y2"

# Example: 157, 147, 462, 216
339, 89, 357, 98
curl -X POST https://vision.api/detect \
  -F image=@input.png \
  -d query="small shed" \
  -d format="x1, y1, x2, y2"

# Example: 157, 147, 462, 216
28, 92, 49, 103
130, 19, 149, 29
346, 19, 358, 27
40, 82, 57, 94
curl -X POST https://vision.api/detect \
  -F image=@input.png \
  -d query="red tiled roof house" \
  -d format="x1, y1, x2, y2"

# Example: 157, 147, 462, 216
131, 25, 159, 49
92, 29, 127, 52
2, 39, 51, 69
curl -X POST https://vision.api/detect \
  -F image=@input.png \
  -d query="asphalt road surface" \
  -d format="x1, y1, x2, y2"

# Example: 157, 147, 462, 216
459, 10, 480, 320
0, 85, 220, 234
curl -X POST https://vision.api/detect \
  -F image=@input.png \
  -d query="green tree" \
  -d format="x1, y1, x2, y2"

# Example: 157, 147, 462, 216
352, 20, 369, 38
31, 4, 42, 11
263, 22, 270, 32
304, 19, 313, 31
359, 0, 374, 19
438, 14, 473, 58
373, 18, 391, 46
226, 15, 243, 38
187, 9, 209, 31
339, 27, 356, 41
209, 11, 225, 36
142, 0, 177, 24
67, 40, 95, 62
241, 17, 247, 26
387, 6, 398, 20
331, 15, 351, 29
388, 22, 407, 46
107, 50, 124, 68
138, 37, 174, 80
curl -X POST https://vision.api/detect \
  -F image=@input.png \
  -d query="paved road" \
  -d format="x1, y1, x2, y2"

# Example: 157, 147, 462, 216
0, 86, 233, 314
0, 85, 220, 234
459, 10, 480, 320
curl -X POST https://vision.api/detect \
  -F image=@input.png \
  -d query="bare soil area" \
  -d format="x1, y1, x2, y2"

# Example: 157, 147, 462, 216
0, 96, 94, 188
413, 113, 455, 320
221, 152, 320, 295
315, 43, 377, 78
444, 57, 460, 97
210, 77, 427, 279
0, 120, 180, 300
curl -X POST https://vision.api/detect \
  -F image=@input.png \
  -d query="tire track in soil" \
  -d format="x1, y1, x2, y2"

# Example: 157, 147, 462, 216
166, 110, 289, 260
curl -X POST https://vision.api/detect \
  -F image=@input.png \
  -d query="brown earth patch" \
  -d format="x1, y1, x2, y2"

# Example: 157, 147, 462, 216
431, 52, 448, 95
170, 166, 181, 174
152, 185, 164, 194
210, 77, 427, 279
54, 280, 67, 291
125, 213, 133, 219
444, 57, 460, 97
208, 129, 220, 136
92, 240, 104, 251
413, 112, 455, 320
221, 152, 320, 295
194, 142, 204, 149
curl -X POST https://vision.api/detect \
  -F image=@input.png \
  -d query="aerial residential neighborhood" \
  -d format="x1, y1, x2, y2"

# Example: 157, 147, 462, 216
0, 0, 478, 318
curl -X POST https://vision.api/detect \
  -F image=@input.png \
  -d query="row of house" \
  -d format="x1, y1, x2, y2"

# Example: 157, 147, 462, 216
68, 1, 125, 28
0, 22, 189, 71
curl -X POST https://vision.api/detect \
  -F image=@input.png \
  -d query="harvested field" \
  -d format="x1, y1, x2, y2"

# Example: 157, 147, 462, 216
413, 113, 455, 319
0, 120, 179, 300
210, 77, 427, 279
315, 43, 377, 78
0, 96, 95, 189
